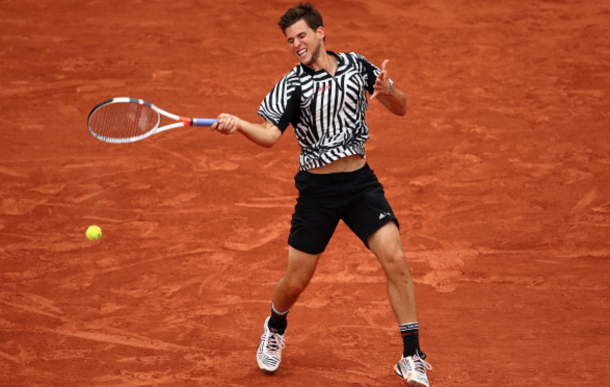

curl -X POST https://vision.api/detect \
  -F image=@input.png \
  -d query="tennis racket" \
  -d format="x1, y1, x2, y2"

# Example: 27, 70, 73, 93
87, 97, 218, 143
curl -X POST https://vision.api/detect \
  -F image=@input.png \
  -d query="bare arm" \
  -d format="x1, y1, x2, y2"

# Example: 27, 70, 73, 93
370, 59, 407, 116
212, 114, 282, 148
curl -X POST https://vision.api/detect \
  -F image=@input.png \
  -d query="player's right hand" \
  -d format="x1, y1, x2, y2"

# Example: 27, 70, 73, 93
212, 113, 240, 135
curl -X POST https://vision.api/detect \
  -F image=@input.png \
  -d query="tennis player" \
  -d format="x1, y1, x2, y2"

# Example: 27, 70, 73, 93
212, 3, 431, 386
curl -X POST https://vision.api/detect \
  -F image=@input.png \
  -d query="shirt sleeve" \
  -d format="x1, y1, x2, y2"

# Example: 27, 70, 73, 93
258, 71, 301, 133
356, 53, 393, 96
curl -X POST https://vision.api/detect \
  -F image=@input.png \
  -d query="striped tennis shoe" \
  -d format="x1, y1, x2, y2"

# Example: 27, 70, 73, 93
257, 316, 285, 373
394, 350, 432, 387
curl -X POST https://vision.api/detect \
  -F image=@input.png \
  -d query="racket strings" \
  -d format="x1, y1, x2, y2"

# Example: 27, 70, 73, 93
89, 102, 159, 140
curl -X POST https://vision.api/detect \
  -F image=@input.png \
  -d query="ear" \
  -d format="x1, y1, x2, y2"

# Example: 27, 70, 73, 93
316, 26, 325, 40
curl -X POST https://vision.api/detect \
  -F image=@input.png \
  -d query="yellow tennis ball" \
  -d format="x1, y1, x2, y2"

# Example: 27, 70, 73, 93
86, 225, 102, 241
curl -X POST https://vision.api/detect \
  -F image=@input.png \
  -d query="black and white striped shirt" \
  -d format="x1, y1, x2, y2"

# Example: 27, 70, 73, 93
258, 51, 387, 171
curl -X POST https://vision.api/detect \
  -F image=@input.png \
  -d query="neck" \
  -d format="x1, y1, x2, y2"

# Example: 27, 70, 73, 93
308, 49, 337, 75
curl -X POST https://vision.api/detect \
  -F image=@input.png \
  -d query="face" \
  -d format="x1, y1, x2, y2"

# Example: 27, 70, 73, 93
284, 19, 324, 67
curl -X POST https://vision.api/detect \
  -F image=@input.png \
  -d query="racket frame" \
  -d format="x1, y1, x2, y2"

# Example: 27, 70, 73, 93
88, 97, 217, 143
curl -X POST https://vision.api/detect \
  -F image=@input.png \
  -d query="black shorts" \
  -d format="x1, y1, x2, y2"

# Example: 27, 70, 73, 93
288, 163, 399, 255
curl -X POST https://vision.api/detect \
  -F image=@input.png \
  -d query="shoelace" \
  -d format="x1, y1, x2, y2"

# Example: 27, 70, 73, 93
401, 351, 433, 374
412, 355, 433, 374
262, 332, 286, 355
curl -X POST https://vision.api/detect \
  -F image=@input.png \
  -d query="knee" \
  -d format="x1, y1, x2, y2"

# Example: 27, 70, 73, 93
284, 277, 308, 297
383, 252, 411, 279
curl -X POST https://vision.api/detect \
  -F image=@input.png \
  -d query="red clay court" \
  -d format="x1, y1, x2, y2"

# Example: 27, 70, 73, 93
1, 0, 609, 385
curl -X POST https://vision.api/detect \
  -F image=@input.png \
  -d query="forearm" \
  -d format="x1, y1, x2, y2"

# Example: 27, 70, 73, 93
237, 120, 282, 148
382, 87, 407, 116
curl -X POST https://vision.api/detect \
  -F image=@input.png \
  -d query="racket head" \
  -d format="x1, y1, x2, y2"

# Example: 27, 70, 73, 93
88, 98, 161, 143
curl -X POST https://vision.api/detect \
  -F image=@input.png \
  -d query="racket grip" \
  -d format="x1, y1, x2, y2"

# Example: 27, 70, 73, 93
192, 118, 218, 127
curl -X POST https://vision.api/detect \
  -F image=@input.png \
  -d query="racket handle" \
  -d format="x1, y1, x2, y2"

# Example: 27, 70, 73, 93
192, 118, 218, 127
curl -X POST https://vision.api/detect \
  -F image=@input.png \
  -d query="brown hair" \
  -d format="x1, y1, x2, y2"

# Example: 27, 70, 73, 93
278, 2, 324, 34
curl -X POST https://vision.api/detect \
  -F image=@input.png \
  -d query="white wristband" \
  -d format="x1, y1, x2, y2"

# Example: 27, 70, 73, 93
386, 79, 394, 96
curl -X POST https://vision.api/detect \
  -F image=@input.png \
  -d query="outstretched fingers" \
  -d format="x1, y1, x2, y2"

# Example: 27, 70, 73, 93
370, 59, 390, 101
381, 59, 389, 73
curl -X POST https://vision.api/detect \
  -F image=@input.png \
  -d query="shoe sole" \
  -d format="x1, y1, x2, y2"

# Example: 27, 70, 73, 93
394, 365, 428, 387
260, 368, 278, 374
258, 358, 279, 373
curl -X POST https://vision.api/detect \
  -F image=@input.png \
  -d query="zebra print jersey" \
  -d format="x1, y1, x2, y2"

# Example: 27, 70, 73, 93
258, 51, 389, 171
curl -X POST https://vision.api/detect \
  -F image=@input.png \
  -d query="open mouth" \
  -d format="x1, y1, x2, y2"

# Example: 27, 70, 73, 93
297, 48, 308, 57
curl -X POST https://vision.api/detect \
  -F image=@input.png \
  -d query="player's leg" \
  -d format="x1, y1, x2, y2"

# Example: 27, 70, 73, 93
272, 246, 321, 314
367, 221, 416, 323
367, 222, 431, 387
269, 246, 321, 336
257, 169, 340, 373
340, 164, 431, 386
257, 247, 320, 373
340, 168, 419, 325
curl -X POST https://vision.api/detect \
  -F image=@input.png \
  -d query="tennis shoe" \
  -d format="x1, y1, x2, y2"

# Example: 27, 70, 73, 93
257, 316, 285, 373
394, 350, 432, 387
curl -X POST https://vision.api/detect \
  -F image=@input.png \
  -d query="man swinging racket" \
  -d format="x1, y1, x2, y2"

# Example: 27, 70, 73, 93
212, 3, 432, 386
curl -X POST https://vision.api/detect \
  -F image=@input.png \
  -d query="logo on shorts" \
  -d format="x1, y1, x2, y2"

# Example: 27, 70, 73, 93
379, 212, 392, 220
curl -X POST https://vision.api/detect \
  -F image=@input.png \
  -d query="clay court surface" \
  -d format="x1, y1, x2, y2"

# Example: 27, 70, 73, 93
1, 0, 609, 385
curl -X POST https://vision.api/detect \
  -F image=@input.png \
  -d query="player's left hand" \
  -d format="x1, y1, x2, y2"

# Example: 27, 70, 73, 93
370, 59, 391, 101
212, 113, 240, 135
